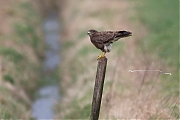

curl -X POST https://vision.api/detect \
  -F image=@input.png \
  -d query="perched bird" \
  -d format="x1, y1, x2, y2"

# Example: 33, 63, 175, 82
87, 29, 132, 59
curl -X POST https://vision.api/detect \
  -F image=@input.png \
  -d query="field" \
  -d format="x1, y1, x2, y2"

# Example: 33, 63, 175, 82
0, 0, 44, 119
0, 0, 178, 119
55, 0, 179, 119
137, 0, 179, 96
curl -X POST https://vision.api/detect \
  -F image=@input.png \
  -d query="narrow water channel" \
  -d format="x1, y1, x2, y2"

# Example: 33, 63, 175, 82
31, 12, 60, 120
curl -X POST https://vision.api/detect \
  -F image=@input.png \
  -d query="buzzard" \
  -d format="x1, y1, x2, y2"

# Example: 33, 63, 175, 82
87, 29, 132, 59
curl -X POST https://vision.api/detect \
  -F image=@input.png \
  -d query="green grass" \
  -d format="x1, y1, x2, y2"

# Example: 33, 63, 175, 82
62, 40, 75, 49
3, 74, 15, 85
136, 0, 179, 118
0, 47, 24, 63
13, 23, 40, 49
137, 0, 179, 92
78, 30, 88, 39
0, 86, 29, 119
137, 0, 178, 67
88, 9, 113, 21
13, 1, 44, 59
65, 102, 91, 119
0, 1, 44, 119
78, 45, 98, 56
58, 0, 179, 119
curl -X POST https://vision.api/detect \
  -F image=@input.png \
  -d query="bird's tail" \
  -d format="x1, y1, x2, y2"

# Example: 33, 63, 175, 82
116, 31, 132, 38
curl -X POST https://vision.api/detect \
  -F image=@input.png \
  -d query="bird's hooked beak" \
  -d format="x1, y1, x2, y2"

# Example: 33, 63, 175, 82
129, 32, 132, 36
87, 31, 91, 35
118, 31, 132, 38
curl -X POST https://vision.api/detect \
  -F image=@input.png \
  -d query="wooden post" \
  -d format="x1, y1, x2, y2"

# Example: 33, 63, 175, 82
90, 57, 107, 120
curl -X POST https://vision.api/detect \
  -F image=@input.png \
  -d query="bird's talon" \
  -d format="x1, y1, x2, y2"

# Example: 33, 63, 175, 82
97, 55, 105, 60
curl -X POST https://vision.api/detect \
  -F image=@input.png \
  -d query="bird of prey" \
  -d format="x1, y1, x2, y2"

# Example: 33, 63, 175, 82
87, 29, 132, 59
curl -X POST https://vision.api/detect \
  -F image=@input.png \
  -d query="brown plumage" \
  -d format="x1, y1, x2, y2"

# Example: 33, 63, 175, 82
87, 29, 132, 59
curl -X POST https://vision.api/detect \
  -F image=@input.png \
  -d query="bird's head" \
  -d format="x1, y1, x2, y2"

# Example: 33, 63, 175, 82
87, 29, 98, 37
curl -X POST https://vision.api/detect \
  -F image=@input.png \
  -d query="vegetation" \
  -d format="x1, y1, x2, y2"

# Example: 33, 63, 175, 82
56, 0, 179, 119
136, 0, 179, 118
137, 0, 179, 96
0, 0, 43, 119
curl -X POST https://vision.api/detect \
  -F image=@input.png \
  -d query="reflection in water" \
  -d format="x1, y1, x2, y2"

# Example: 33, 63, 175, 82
31, 12, 60, 120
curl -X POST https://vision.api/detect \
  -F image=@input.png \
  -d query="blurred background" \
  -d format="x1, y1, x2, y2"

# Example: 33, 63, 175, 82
0, 0, 179, 119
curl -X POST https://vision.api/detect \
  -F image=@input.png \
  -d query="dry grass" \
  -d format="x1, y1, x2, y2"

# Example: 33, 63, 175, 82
56, 0, 179, 119
0, 0, 43, 119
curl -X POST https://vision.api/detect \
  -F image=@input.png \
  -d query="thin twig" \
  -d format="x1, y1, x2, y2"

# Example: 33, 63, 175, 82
128, 69, 172, 75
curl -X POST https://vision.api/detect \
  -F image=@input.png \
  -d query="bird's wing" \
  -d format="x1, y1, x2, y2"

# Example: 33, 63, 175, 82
96, 31, 116, 43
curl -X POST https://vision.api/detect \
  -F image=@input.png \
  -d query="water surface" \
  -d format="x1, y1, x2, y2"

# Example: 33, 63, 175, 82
31, 12, 60, 120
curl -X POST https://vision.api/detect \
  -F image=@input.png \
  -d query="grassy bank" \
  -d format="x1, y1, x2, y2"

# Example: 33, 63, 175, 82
137, 0, 179, 95
136, 0, 179, 118
0, 0, 44, 119
56, 0, 179, 119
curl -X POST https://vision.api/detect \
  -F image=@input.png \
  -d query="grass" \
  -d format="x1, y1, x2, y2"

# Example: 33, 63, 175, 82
0, 0, 43, 119
137, 0, 178, 67
78, 45, 97, 56
0, 47, 24, 63
137, 0, 179, 100
56, 0, 179, 119
65, 103, 91, 119
13, 22, 40, 50
0, 86, 30, 119
136, 0, 179, 118
3, 74, 15, 85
